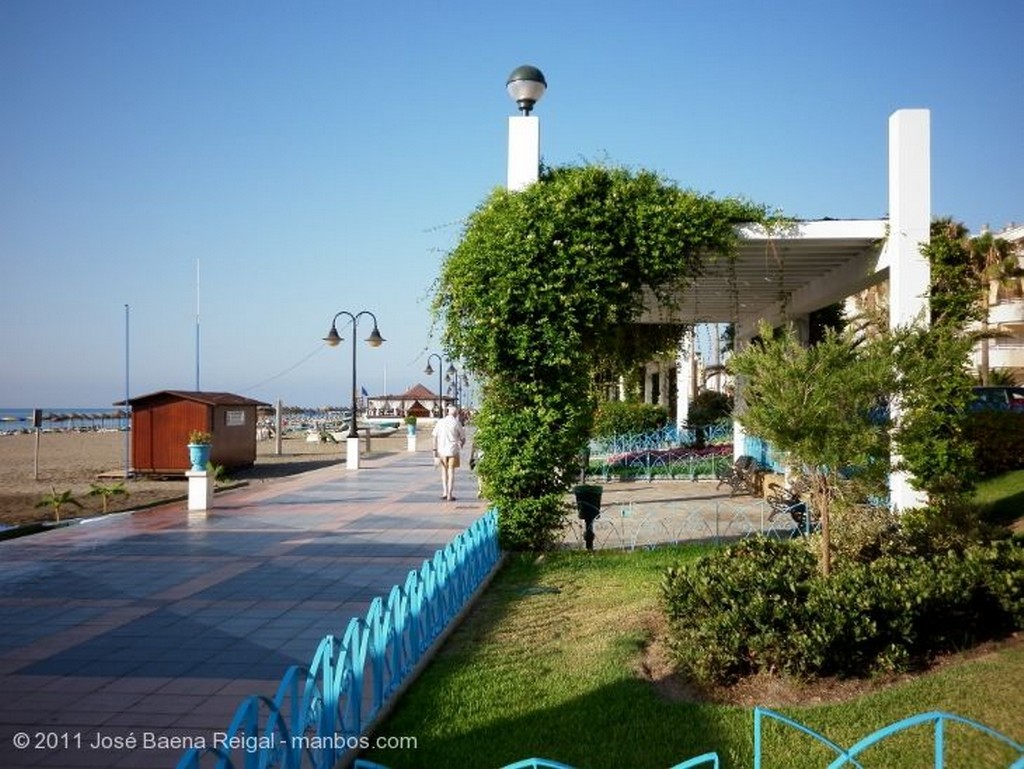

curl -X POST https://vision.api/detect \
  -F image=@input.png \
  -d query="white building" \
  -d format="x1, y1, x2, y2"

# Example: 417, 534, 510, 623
972, 223, 1024, 384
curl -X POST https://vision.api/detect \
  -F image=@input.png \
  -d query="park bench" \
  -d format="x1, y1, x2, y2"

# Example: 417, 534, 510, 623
715, 455, 763, 496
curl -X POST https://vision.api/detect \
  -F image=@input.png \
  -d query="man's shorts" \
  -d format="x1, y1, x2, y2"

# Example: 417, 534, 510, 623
439, 454, 460, 469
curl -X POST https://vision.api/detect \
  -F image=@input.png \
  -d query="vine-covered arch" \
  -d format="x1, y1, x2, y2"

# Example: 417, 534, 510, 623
432, 163, 770, 548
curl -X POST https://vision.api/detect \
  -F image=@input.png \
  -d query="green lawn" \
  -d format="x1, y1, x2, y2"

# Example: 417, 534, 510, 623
975, 469, 1024, 528
363, 546, 1023, 768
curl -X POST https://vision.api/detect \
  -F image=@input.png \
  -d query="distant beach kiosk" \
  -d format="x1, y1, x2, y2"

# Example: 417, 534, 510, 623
115, 390, 271, 475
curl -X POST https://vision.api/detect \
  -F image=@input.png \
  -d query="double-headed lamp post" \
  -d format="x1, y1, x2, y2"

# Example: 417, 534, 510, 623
323, 310, 384, 469
424, 353, 445, 417
445, 363, 466, 409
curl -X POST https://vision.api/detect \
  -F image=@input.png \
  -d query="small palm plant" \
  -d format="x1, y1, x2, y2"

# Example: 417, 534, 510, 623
205, 461, 231, 485
36, 487, 84, 523
88, 481, 129, 514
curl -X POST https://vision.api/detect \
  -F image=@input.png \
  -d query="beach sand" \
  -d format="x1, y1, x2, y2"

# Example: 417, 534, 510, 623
0, 430, 409, 528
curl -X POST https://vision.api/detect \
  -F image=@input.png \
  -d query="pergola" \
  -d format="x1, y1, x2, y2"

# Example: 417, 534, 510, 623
508, 95, 931, 509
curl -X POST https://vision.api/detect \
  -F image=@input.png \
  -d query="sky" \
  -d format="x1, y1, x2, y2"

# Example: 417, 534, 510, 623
2, 0, 1022, 409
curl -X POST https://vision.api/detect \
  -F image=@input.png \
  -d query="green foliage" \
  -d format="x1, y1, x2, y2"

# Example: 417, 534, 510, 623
591, 401, 668, 440
35, 487, 83, 522
964, 411, 1024, 478
662, 539, 817, 683
434, 163, 770, 548
729, 323, 891, 478
885, 321, 978, 506
686, 389, 733, 425
206, 461, 230, 485
662, 537, 1024, 685
727, 322, 892, 573
925, 218, 987, 326
495, 494, 571, 551
88, 481, 129, 514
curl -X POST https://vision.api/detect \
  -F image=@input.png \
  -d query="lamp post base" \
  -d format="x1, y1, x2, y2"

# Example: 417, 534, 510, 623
346, 436, 361, 470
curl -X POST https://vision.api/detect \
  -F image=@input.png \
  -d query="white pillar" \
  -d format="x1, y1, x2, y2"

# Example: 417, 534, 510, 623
186, 470, 213, 511
676, 331, 695, 431
888, 108, 931, 511
347, 436, 361, 470
507, 116, 540, 191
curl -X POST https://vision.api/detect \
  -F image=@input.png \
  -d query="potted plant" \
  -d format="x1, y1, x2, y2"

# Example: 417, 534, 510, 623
404, 415, 417, 435
187, 429, 213, 472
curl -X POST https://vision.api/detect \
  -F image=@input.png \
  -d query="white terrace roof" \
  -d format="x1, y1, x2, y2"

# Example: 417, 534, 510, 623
641, 218, 889, 333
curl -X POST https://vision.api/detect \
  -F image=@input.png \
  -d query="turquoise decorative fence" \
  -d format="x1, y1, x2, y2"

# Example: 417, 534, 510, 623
352, 707, 1023, 768
590, 422, 734, 481
175, 510, 501, 769
753, 706, 1024, 768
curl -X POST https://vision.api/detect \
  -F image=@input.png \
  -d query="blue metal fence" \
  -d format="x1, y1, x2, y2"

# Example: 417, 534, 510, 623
175, 510, 501, 769
353, 707, 1023, 769
753, 706, 1024, 768
589, 422, 735, 481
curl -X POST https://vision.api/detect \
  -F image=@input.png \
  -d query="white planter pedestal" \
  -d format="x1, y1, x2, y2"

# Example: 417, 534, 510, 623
186, 470, 214, 511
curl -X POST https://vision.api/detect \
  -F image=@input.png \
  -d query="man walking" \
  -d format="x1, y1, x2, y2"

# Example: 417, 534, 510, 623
432, 405, 465, 501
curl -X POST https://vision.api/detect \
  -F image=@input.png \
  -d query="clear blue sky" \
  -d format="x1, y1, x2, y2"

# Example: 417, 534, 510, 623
3, 0, 1021, 408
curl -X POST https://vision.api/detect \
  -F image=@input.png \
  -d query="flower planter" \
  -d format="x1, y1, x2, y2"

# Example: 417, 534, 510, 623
188, 443, 211, 472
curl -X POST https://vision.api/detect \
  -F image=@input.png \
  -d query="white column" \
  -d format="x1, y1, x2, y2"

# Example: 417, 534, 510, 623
888, 108, 931, 511
507, 116, 540, 191
676, 332, 694, 431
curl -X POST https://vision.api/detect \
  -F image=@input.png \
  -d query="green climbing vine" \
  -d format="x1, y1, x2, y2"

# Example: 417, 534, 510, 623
433, 163, 771, 549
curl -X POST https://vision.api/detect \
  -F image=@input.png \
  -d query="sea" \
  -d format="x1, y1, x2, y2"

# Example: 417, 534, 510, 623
0, 408, 129, 435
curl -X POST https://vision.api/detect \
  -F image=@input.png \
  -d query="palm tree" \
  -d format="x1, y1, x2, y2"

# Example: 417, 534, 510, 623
88, 482, 129, 514
36, 487, 83, 523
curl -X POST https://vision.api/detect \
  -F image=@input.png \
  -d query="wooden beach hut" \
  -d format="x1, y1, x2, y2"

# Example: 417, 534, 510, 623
116, 391, 272, 475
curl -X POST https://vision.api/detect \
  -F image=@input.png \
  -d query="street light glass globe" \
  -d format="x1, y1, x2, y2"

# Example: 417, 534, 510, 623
506, 65, 546, 115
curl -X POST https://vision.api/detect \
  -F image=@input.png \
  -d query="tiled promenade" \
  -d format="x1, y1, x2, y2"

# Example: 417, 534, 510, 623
0, 444, 490, 769
0, 436, 774, 769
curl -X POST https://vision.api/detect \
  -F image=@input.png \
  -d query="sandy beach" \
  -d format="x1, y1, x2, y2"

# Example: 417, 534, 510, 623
0, 430, 409, 528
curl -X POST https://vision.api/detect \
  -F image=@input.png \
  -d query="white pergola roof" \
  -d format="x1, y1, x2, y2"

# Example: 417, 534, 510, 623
642, 218, 889, 335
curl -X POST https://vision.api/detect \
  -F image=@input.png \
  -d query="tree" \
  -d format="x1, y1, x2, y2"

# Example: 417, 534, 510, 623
433, 163, 770, 548
728, 322, 892, 575
88, 482, 129, 514
36, 487, 83, 523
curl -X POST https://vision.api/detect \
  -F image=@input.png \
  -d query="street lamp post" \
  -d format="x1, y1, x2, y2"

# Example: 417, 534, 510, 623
445, 363, 468, 410
424, 353, 445, 417
323, 310, 385, 469
506, 64, 546, 191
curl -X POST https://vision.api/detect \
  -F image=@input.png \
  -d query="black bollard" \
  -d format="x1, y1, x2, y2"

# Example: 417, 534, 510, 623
573, 484, 603, 551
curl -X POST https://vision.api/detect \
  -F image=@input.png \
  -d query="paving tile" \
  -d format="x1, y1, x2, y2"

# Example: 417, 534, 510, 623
0, 447, 492, 769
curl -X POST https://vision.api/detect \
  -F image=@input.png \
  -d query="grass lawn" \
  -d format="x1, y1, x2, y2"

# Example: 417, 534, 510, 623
975, 469, 1024, 529
362, 545, 1023, 768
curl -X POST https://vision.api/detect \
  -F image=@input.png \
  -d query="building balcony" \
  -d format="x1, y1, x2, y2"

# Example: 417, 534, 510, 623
988, 298, 1024, 329
973, 341, 1024, 373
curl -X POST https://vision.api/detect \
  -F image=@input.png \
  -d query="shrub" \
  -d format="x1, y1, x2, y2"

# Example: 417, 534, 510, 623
964, 411, 1024, 478
661, 539, 817, 684
592, 401, 668, 440
496, 494, 570, 552
686, 390, 732, 426
661, 537, 1024, 685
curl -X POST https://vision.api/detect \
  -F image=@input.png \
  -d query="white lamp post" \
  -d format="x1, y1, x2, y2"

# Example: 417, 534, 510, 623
506, 64, 546, 191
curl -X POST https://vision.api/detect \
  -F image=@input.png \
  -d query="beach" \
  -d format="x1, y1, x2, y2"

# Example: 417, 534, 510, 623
0, 430, 408, 528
